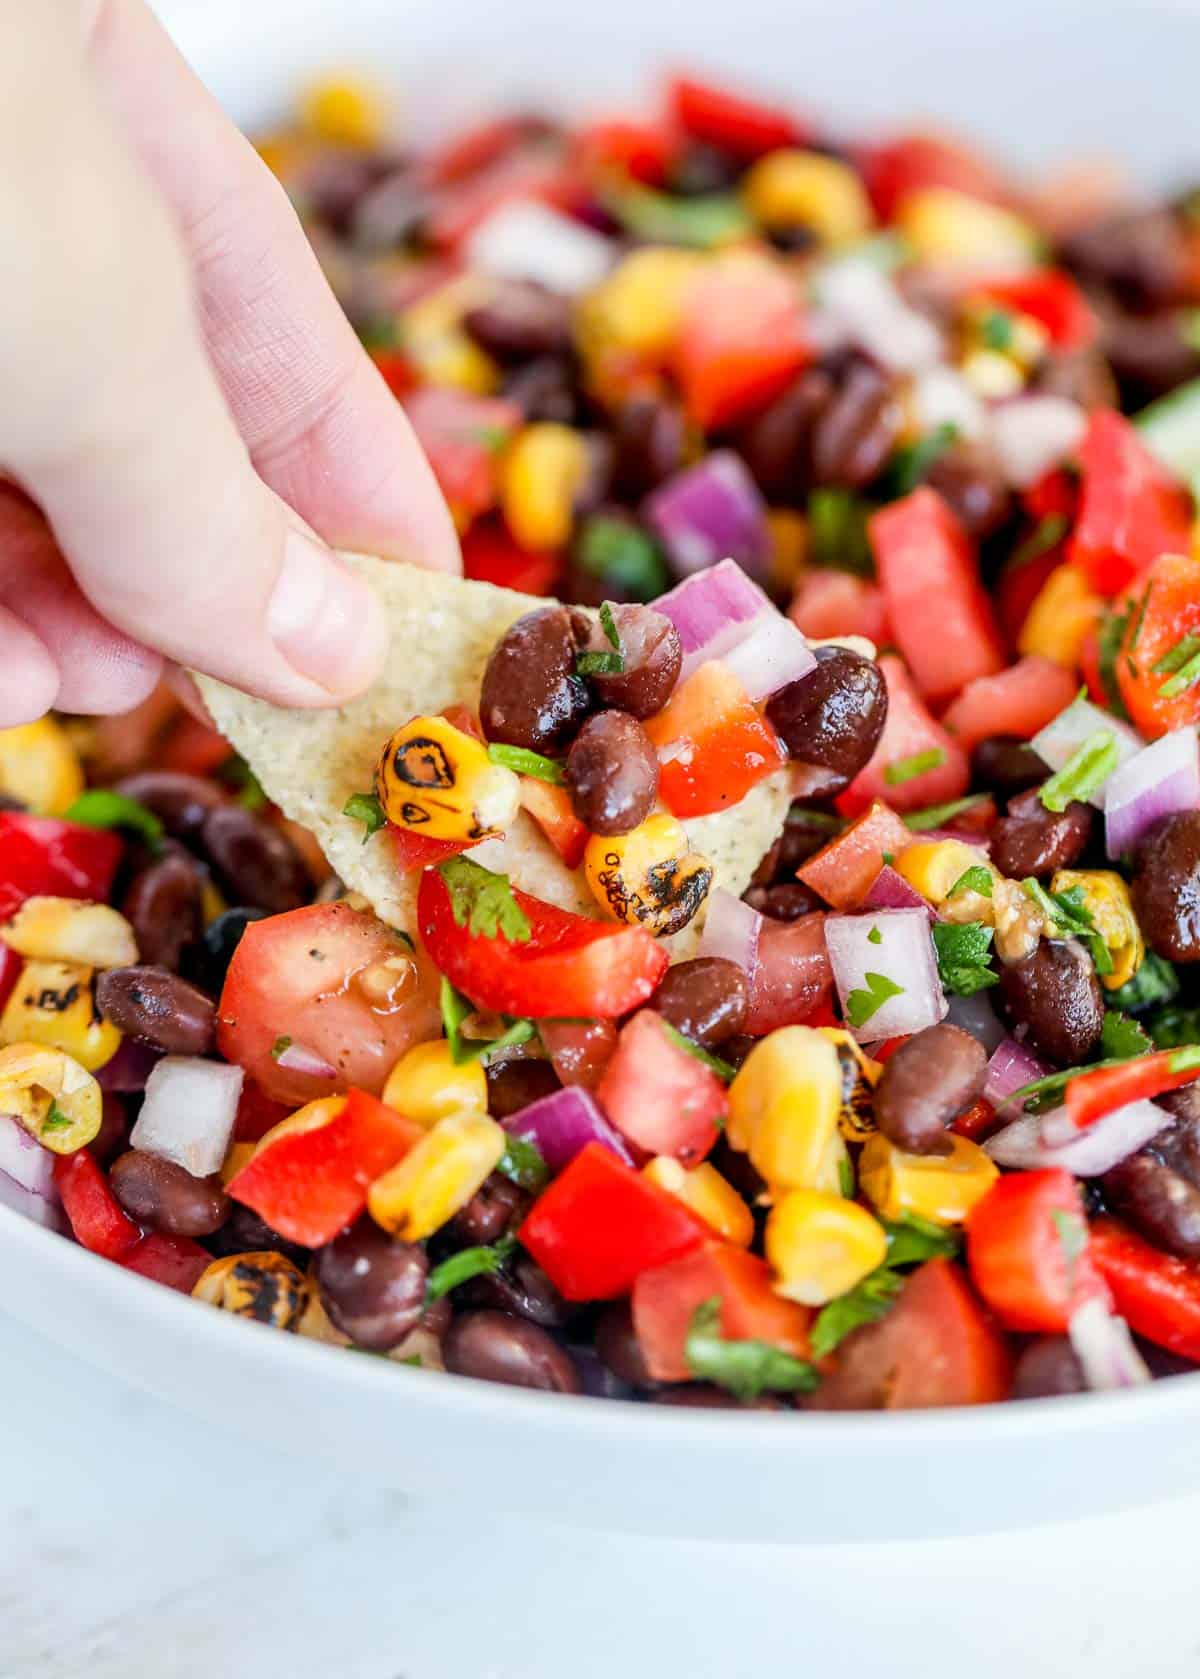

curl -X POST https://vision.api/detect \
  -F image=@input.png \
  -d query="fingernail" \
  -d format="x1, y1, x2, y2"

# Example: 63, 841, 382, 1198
268, 530, 386, 696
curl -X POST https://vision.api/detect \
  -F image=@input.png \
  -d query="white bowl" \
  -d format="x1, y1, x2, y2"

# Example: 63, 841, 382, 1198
6, 0, 1200, 1542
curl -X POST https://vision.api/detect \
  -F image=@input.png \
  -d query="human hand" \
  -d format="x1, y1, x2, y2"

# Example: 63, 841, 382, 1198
0, 0, 459, 729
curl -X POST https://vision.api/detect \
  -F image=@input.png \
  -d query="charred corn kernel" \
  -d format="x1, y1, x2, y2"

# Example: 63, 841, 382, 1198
742, 150, 872, 246
817, 1027, 883, 1142
961, 347, 1027, 400
859, 1131, 999, 1224
728, 1026, 842, 1191
576, 247, 703, 362
766, 509, 808, 595
0, 961, 120, 1072
0, 897, 137, 969
382, 1039, 488, 1129
375, 714, 520, 844
898, 188, 1040, 267
0, 1042, 101, 1154
501, 423, 590, 552
643, 1156, 755, 1246
220, 1142, 257, 1185
0, 718, 84, 815
298, 76, 389, 149
253, 1096, 347, 1155
1018, 562, 1102, 668
766, 1189, 888, 1306
1051, 868, 1144, 990
367, 1109, 505, 1241
193, 1253, 311, 1331
895, 839, 993, 908
583, 815, 713, 937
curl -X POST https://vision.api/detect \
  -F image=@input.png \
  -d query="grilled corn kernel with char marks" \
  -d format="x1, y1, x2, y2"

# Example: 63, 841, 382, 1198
1, 897, 138, 970
1050, 868, 1144, 990
375, 714, 519, 844
858, 1131, 998, 1224
742, 149, 873, 246
0, 717, 84, 815
727, 1026, 842, 1193
817, 1026, 882, 1142
583, 814, 712, 937
367, 1109, 505, 1241
193, 1252, 311, 1330
0, 960, 121, 1072
382, 1039, 488, 1128
642, 1156, 755, 1246
765, 1189, 888, 1306
0, 1041, 101, 1154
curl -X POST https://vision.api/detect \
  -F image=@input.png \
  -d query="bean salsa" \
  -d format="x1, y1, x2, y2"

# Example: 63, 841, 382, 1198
5, 70, 1200, 1408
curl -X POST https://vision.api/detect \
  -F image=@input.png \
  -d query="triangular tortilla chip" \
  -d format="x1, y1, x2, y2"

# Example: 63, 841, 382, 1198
196, 554, 790, 958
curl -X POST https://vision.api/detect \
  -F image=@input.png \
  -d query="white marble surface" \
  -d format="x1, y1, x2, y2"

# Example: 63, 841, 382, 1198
1, 1308, 1199, 1678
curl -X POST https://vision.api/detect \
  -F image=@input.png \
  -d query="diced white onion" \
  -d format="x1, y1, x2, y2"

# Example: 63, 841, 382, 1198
720, 612, 816, 702
989, 396, 1087, 488
1104, 726, 1200, 859
1031, 695, 1144, 808
824, 909, 947, 1043
1068, 1296, 1151, 1391
0, 1113, 58, 1199
465, 201, 615, 295
697, 888, 762, 978
131, 1057, 243, 1179
814, 260, 944, 373
911, 366, 990, 441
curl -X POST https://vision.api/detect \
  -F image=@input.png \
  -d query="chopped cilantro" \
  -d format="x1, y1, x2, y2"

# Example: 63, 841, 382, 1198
1107, 952, 1180, 1014
837, 1152, 856, 1199
1154, 633, 1200, 698
810, 1214, 960, 1358
931, 920, 998, 996
845, 970, 905, 1029
40, 1103, 73, 1135
438, 856, 531, 942
606, 186, 752, 248
888, 422, 958, 496
1021, 879, 1113, 977
867, 925, 883, 946
438, 976, 536, 1067
684, 1297, 819, 1401
1147, 1006, 1200, 1051
1095, 602, 1134, 720
1038, 731, 1119, 812
1100, 1011, 1153, 1061
1129, 583, 1155, 652
948, 864, 993, 900
662, 1021, 737, 1084
1009, 513, 1069, 575
217, 755, 268, 812
486, 744, 565, 785
883, 1213, 960, 1268
269, 1035, 293, 1062
807, 488, 875, 577
980, 308, 1015, 349
575, 516, 667, 601
343, 791, 387, 840
425, 1235, 518, 1303
496, 1134, 551, 1194
576, 650, 625, 677
598, 601, 622, 653
1051, 1207, 1087, 1289
62, 790, 164, 852
1170, 1045, 1200, 1075
884, 748, 946, 787
881, 851, 895, 866
903, 794, 990, 832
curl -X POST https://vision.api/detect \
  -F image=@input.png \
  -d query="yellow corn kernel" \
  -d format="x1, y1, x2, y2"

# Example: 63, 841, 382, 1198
1018, 562, 1102, 668
575, 246, 704, 362
382, 1039, 488, 1129
298, 76, 389, 149
501, 423, 590, 552
766, 509, 808, 595
895, 838, 993, 908
1, 897, 137, 970
727, 1026, 842, 1191
960, 347, 1027, 400
765, 1188, 888, 1306
1051, 868, 1144, 991
193, 1253, 311, 1331
742, 150, 873, 246
817, 1026, 883, 1142
898, 188, 1040, 267
859, 1132, 999, 1225
962, 300, 1048, 374
0, 718, 84, 815
0, 961, 120, 1072
643, 1156, 755, 1246
221, 1142, 257, 1185
0, 1042, 101, 1154
404, 274, 501, 396
367, 1110, 506, 1241
375, 714, 520, 844
583, 815, 713, 937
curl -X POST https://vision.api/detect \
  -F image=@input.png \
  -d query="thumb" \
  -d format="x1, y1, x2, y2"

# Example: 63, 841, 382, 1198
0, 5, 386, 708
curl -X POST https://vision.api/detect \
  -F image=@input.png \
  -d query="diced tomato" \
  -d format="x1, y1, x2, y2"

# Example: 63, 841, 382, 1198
596, 1010, 725, 1163
644, 660, 788, 819
966, 1168, 1106, 1333
217, 903, 442, 1106
860, 131, 1009, 220
0, 813, 123, 924
0, 943, 21, 1013
1115, 552, 1200, 739
838, 656, 970, 818
122, 1232, 211, 1294
940, 657, 1080, 752
745, 913, 833, 1036
574, 117, 674, 186
996, 541, 1071, 649
158, 715, 233, 777
1065, 1051, 1200, 1130
871, 489, 1005, 704
539, 1019, 618, 1090
632, 1239, 812, 1382
674, 259, 811, 432
404, 389, 522, 525
369, 346, 416, 400
797, 800, 913, 909
951, 1098, 1001, 1142
1079, 624, 1107, 707
519, 1140, 708, 1300
417, 868, 667, 1020
1024, 467, 1079, 524
424, 151, 578, 250
1069, 409, 1192, 598
518, 776, 588, 869
1090, 1217, 1200, 1364
810, 1258, 1012, 1409
461, 519, 562, 597
228, 1089, 424, 1248
426, 115, 543, 187
788, 570, 890, 645
388, 824, 470, 873
54, 1150, 141, 1262
233, 1078, 293, 1145
668, 73, 806, 160
969, 270, 1097, 351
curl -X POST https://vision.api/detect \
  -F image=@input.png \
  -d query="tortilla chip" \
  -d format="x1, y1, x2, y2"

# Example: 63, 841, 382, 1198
195, 554, 790, 959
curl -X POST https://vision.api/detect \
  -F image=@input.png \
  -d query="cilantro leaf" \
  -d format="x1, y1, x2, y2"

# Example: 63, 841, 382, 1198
496, 1134, 551, 1194
343, 791, 387, 840
425, 1235, 518, 1303
438, 976, 536, 1067
1095, 600, 1134, 719
884, 748, 946, 787
1107, 952, 1179, 1013
807, 488, 875, 577
598, 601, 622, 653
948, 865, 993, 900
1009, 513, 1069, 576
486, 744, 565, 785
882, 1212, 960, 1267
838, 1152, 856, 1199
217, 755, 268, 811
661, 1021, 737, 1084
1147, 1006, 1200, 1051
576, 651, 624, 676
1051, 1207, 1087, 1289
867, 925, 883, 945
931, 921, 998, 996
684, 1297, 819, 1401
810, 1270, 903, 1360
40, 1103, 73, 1135
845, 970, 905, 1029
1038, 730, 1119, 812
887, 422, 958, 496
980, 308, 1015, 349
575, 516, 668, 601
1100, 1011, 1153, 1062
269, 1035, 293, 1062
903, 794, 990, 832
63, 789, 164, 852
438, 856, 531, 942
1021, 879, 1113, 977
1155, 635, 1200, 698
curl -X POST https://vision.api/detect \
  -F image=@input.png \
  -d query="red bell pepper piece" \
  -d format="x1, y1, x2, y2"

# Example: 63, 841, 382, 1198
54, 1150, 141, 1262
1069, 409, 1192, 597
966, 1168, 1107, 1333
461, 520, 562, 597
417, 868, 668, 1020
122, 1232, 211, 1294
1116, 552, 1200, 740
643, 660, 788, 819
595, 1009, 725, 1165
632, 1240, 812, 1382
1024, 467, 1079, 524
1090, 1217, 1200, 1363
1065, 1050, 1200, 1131
517, 776, 588, 870
574, 117, 674, 186
837, 655, 970, 818
427, 115, 544, 187
674, 260, 811, 431
796, 799, 912, 910
0, 943, 21, 1014
0, 813, 123, 923
388, 823, 470, 873
668, 73, 807, 160
870, 488, 1006, 704
995, 539, 1071, 649
969, 270, 1097, 351
518, 1140, 708, 1300
227, 1089, 425, 1247
860, 130, 1009, 221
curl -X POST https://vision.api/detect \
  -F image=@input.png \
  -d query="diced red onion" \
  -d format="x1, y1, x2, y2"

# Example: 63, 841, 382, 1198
983, 1037, 1051, 1113
644, 453, 771, 585
946, 990, 1008, 1056
911, 366, 989, 440
863, 866, 934, 917
465, 201, 615, 294
0, 1114, 57, 1198
0, 1168, 66, 1232
989, 396, 1087, 489
274, 1040, 339, 1080
654, 557, 814, 696
984, 1097, 1171, 1175
721, 612, 816, 702
813, 259, 943, 373
824, 909, 947, 1043
1032, 696, 1143, 808
96, 1037, 162, 1093
697, 888, 762, 977
501, 1085, 632, 1174
130, 1056, 243, 1179
1068, 1297, 1151, 1391
1104, 726, 1200, 859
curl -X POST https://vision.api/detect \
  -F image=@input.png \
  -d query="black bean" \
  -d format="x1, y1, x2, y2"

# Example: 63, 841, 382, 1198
484, 1056, 560, 1119
742, 882, 825, 921
1103, 307, 1200, 404
649, 1384, 787, 1410
110, 1149, 229, 1238
441, 1172, 531, 1249
1011, 1336, 1086, 1400
1033, 348, 1119, 411
670, 142, 742, 196
924, 439, 1013, 541
1060, 208, 1189, 310
190, 907, 268, 997
610, 395, 687, 500
874, 1023, 987, 1154
574, 603, 681, 719
996, 938, 1105, 1066
594, 1300, 655, 1388
989, 786, 1093, 880
970, 736, 1049, 803
810, 361, 901, 490
315, 1218, 429, 1351
120, 850, 204, 972
1157, 1090, 1200, 1190
113, 771, 228, 842
1132, 812, 1200, 963
204, 1203, 310, 1271
766, 645, 888, 788
201, 806, 310, 915
1102, 1152, 1200, 1260
95, 966, 216, 1055
500, 356, 582, 426
462, 280, 573, 363
460, 1250, 573, 1329
736, 368, 834, 503
565, 711, 658, 835
479, 606, 591, 753
443, 1309, 582, 1392
653, 958, 748, 1048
